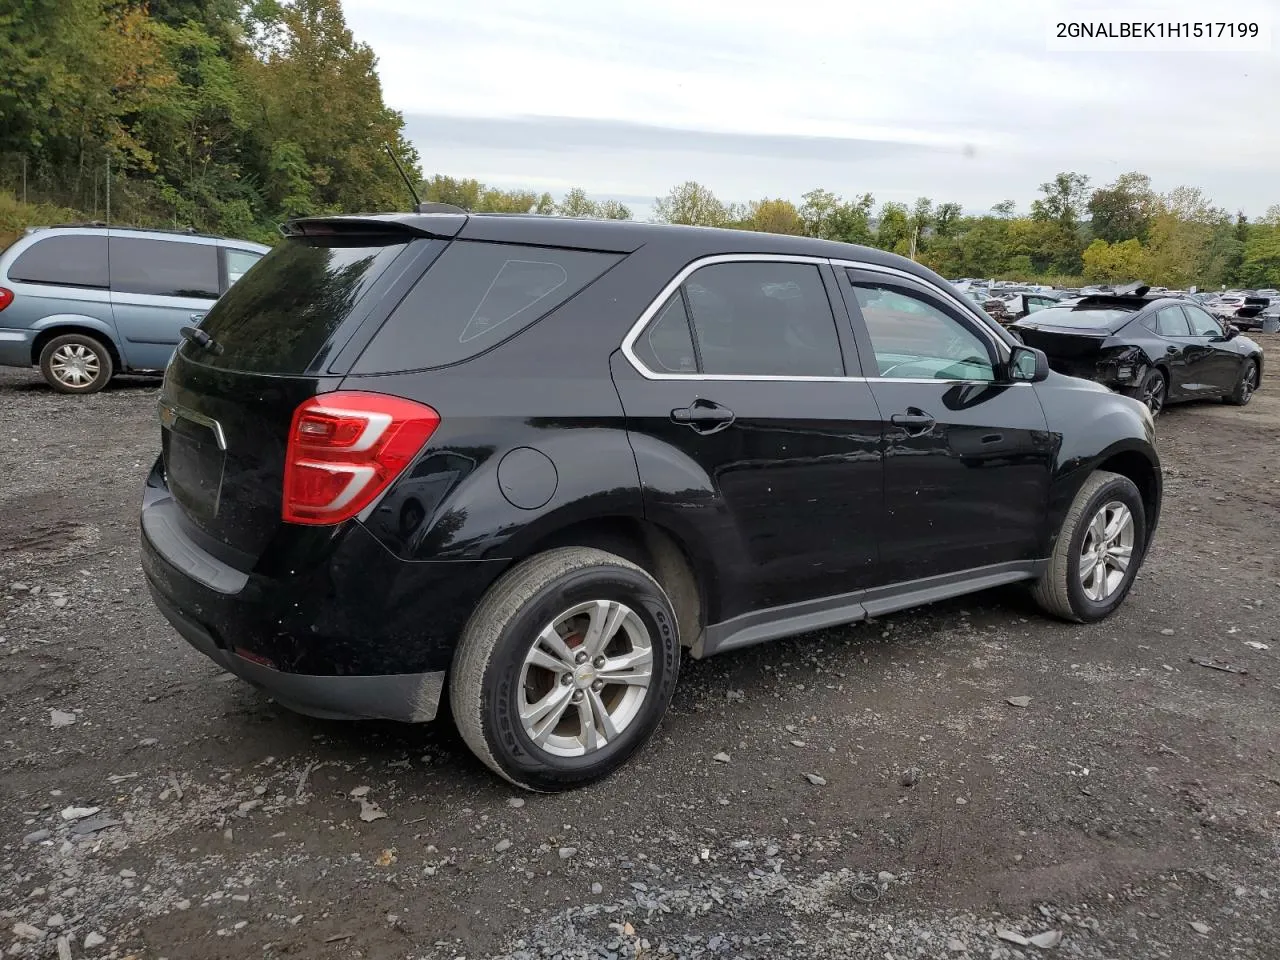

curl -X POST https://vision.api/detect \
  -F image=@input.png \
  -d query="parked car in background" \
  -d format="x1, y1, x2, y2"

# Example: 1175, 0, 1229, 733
1011, 287, 1263, 415
0, 224, 269, 393
141, 210, 1162, 790
1208, 294, 1270, 330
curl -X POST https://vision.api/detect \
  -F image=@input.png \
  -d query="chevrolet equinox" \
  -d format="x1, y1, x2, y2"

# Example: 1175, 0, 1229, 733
141, 211, 1162, 791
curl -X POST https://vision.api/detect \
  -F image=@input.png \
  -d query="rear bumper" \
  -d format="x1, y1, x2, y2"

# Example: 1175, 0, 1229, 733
140, 471, 506, 722
147, 583, 445, 721
0, 328, 34, 367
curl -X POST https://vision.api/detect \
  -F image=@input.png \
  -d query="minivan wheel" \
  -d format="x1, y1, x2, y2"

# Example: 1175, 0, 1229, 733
1031, 470, 1147, 623
450, 547, 680, 791
39, 333, 114, 394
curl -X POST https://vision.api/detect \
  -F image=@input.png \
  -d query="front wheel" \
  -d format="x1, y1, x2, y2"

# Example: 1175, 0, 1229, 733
1032, 470, 1147, 623
1225, 359, 1258, 406
450, 547, 680, 791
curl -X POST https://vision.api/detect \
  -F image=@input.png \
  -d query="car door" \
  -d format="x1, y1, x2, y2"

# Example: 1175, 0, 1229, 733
1182, 303, 1244, 393
837, 265, 1055, 585
1146, 304, 1195, 400
108, 236, 220, 371
611, 255, 884, 620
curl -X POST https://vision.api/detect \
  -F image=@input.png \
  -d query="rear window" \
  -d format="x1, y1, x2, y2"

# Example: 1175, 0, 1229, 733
352, 241, 621, 373
8, 234, 109, 288
1027, 306, 1134, 328
185, 236, 411, 373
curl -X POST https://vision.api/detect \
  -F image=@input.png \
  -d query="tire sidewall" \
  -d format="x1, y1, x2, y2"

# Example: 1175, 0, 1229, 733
1142, 369, 1166, 416
1233, 359, 1257, 405
480, 565, 679, 790
1063, 476, 1147, 622
39, 335, 112, 394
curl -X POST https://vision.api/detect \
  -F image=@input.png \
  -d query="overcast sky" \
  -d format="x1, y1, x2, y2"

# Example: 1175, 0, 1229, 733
344, 0, 1278, 219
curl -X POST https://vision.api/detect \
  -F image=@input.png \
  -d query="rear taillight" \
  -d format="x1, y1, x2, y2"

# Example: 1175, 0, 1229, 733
283, 391, 440, 525
0, 287, 13, 312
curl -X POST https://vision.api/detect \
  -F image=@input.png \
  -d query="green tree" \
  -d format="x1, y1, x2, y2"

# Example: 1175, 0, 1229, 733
746, 197, 803, 235
1082, 237, 1145, 282
1031, 171, 1090, 229
875, 201, 910, 251
1087, 172, 1155, 243
652, 180, 729, 226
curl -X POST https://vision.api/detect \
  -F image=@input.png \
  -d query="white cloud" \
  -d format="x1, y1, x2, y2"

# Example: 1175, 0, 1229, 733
346, 0, 1280, 215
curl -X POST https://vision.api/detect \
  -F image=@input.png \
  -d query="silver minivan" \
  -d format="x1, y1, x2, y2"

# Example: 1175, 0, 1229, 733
0, 225, 269, 393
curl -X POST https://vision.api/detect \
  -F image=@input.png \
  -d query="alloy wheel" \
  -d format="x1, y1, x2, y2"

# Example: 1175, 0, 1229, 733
1079, 501, 1135, 602
49, 343, 101, 388
1240, 364, 1257, 403
1142, 377, 1164, 415
518, 599, 653, 757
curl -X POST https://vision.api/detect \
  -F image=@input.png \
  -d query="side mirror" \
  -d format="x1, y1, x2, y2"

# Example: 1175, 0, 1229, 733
1007, 344, 1050, 383
1226, 324, 1240, 339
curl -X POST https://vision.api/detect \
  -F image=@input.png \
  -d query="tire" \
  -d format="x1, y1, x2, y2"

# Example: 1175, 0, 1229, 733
38, 333, 114, 394
450, 546, 680, 792
1225, 358, 1258, 406
1130, 368, 1166, 417
1032, 470, 1147, 624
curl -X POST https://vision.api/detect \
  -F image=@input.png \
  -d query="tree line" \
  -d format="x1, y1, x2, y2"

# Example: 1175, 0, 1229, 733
3, 1, 1277, 289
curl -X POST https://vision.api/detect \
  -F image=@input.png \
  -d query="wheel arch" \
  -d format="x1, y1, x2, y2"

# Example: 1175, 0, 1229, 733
1095, 447, 1161, 546
501, 515, 707, 652
32, 322, 123, 370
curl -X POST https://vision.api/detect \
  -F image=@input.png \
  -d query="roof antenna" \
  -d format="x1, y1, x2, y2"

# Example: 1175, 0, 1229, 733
384, 143, 423, 211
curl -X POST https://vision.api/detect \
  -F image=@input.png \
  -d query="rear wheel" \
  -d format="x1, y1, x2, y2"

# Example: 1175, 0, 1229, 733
1032, 470, 1147, 623
38, 333, 114, 394
1225, 359, 1258, 406
1132, 368, 1166, 417
450, 547, 680, 791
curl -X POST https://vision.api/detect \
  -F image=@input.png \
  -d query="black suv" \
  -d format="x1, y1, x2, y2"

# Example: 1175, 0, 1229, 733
141, 212, 1162, 791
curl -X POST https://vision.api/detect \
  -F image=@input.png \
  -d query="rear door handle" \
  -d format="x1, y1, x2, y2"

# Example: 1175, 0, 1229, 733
890, 409, 936, 435
671, 400, 735, 434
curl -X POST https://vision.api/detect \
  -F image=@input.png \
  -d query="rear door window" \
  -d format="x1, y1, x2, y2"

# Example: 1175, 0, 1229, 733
8, 234, 109, 288
352, 241, 620, 373
1154, 306, 1191, 337
187, 235, 414, 373
682, 262, 844, 377
109, 237, 219, 299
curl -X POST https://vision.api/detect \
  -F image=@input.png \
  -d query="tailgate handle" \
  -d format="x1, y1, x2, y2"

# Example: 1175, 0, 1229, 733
158, 400, 228, 451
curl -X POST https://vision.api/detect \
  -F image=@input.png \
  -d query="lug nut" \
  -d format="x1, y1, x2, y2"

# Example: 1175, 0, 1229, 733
593, 656, 606, 669
575, 651, 589, 665
571, 690, 584, 703
591, 680, 604, 692
560, 674, 573, 686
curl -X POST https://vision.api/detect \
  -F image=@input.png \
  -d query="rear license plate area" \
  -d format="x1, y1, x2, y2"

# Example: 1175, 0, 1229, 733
162, 416, 226, 522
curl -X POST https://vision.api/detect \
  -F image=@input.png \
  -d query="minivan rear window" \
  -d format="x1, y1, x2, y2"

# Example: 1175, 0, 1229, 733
185, 236, 411, 373
351, 241, 621, 373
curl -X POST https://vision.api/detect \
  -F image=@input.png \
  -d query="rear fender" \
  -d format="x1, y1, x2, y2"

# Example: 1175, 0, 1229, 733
30, 315, 126, 365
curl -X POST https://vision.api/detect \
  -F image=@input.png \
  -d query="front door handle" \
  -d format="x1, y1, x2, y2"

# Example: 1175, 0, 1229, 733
190, 313, 207, 324
890, 409, 936, 435
671, 400, 736, 434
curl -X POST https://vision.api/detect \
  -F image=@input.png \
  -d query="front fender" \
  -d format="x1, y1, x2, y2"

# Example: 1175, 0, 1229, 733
1037, 374, 1161, 548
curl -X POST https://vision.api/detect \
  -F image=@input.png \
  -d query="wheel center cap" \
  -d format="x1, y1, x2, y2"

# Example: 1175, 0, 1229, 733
573, 664, 597, 689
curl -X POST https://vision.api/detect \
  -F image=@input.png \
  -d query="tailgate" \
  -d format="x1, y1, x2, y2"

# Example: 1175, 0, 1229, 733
156, 226, 436, 562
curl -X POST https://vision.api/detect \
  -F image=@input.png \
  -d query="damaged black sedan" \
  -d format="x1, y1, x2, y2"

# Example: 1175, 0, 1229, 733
1011, 286, 1263, 415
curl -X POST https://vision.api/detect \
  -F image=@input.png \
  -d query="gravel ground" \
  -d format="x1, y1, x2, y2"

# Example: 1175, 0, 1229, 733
2, 343, 1279, 960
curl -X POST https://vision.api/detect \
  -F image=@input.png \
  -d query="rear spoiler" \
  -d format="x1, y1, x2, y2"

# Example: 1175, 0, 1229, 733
281, 211, 467, 241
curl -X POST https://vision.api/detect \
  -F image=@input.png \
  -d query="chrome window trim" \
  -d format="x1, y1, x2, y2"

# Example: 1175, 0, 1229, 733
618, 252, 1024, 386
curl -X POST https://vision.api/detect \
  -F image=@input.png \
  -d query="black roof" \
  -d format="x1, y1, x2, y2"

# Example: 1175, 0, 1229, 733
290, 212, 948, 288
1060, 293, 1190, 312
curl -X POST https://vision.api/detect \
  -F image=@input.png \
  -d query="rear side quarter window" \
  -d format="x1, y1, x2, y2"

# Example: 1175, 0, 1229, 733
353, 241, 620, 373
8, 234, 109, 288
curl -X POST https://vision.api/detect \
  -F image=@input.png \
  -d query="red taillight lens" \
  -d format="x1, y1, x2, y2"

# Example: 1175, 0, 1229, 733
283, 391, 440, 525
0, 287, 13, 312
